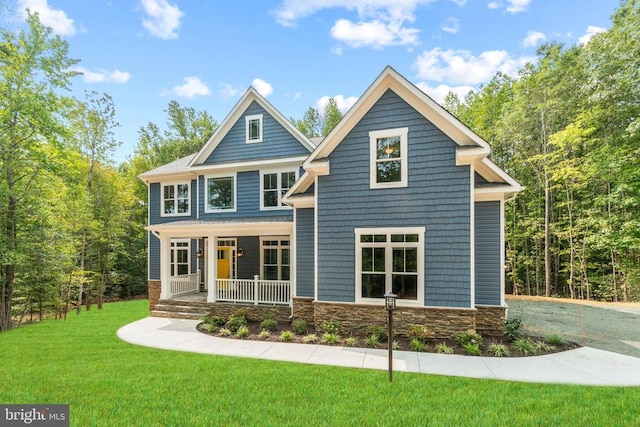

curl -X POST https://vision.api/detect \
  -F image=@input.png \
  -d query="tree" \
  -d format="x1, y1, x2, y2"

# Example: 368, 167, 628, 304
292, 97, 344, 138
321, 98, 343, 136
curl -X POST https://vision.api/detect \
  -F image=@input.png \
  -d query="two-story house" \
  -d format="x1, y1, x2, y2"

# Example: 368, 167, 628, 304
140, 66, 522, 337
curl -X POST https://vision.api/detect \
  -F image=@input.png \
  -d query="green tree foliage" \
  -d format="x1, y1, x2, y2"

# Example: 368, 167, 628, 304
292, 97, 344, 138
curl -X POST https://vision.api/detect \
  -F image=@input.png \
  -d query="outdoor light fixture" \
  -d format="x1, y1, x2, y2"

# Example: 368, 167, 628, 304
196, 249, 203, 259
237, 248, 244, 258
384, 292, 397, 382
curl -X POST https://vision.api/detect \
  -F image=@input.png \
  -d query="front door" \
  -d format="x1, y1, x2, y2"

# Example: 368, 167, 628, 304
217, 247, 232, 279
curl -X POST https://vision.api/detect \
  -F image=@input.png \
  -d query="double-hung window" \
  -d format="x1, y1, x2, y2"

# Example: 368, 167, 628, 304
355, 227, 424, 305
369, 127, 408, 189
170, 240, 190, 276
260, 238, 290, 281
162, 182, 190, 217
261, 170, 297, 209
246, 114, 263, 143
205, 174, 236, 213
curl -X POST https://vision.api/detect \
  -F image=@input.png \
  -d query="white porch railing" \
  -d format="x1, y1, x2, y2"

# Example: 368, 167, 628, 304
170, 271, 200, 297
216, 275, 291, 305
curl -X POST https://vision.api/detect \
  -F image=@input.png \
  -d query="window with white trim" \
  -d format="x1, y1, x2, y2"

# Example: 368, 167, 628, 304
261, 170, 297, 209
205, 175, 236, 212
369, 127, 408, 189
162, 182, 190, 216
246, 114, 263, 143
355, 227, 424, 304
260, 238, 290, 281
170, 240, 190, 276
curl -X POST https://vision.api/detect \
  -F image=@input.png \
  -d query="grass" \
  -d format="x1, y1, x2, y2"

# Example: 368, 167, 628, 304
1, 300, 639, 426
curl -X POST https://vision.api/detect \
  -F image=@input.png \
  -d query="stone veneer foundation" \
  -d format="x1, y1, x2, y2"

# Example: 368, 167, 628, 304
207, 302, 291, 323
148, 280, 161, 311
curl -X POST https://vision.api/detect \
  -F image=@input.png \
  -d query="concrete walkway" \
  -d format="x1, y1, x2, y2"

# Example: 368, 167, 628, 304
117, 317, 640, 387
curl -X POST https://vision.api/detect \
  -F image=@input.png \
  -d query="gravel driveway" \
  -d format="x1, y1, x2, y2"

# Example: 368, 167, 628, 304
506, 297, 640, 358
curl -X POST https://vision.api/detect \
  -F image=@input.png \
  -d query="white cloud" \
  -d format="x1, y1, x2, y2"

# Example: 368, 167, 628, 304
140, 0, 184, 40
317, 95, 358, 113
172, 77, 210, 98
416, 82, 474, 105
330, 17, 419, 48
441, 17, 459, 34
506, 0, 531, 13
414, 47, 532, 85
523, 30, 546, 47
18, 0, 75, 36
220, 83, 241, 98
450, 0, 467, 5
487, 2, 501, 9
578, 25, 606, 45
72, 66, 131, 84
252, 78, 274, 97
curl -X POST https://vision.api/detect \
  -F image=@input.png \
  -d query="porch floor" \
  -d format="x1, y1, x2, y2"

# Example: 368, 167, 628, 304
171, 292, 208, 303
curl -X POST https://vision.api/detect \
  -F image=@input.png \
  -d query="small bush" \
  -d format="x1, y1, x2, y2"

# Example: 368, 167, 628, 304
463, 342, 481, 356
488, 341, 510, 357
392, 341, 401, 350
225, 316, 247, 333
231, 308, 247, 320
236, 326, 249, 339
320, 320, 340, 335
219, 328, 232, 337
435, 342, 454, 354
345, 337, 358, 347
364, 334, 381, 348
321, 333, 340, 345
410, 338, 425, 352
534, 340, 551, 352
204, 316, 227, 328
548, 334, 563, 346
512, 338, 536, 356
302, 333, 318, 344
457, 330, 483, 347
407, 324, 434, 342
260, 318, 278, 332
504, 310, 524, 339
258, 330, 270, 340
279, 330, 295, 342
292, 319, 308, 335
366, 325, 388, 342
202, 323, 219, 333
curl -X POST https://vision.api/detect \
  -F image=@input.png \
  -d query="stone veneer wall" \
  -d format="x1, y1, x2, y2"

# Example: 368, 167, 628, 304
292, 297, 314, 325
475, 305, 506, 336
148, 280, 161, 311
312, 301, 477, 338
207, 302, 291, 323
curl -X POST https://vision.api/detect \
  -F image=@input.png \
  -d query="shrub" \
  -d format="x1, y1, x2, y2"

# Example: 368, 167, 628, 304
504, 309, 524, 339
321, 333, 340, 345
292, 319, 308, 335
232, 308, 247, 320
320, 320, 340, 335
345, 337, 358, 347
410, 338, 425, 352
457, 330, 483, 348
364, 334, 381, 348
407, 324, 434, 342
225, 316, 247, 333
463, 342, 481, 356
488, 341, 510, 357
236, 326, 249, 339
204, 316, 227, 328
219, 328, 232, 337
202, 323, 219, 333
534, 340, 551, 352
392, 341, 400, 350
260, 318, 278, 332
279, 330, 295, 342
435, 342, 454, 354
258, 330, 270, 340
548, 334, 563, 346
366, 325, 388, 342
302, 333, 318, 344
512, 338, 536, 356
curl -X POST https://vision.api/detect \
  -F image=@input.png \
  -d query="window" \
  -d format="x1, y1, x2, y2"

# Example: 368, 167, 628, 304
369, 127, 408, 188
162, 182, 190, 216
246, 114, 263, 143
260, 238, 290, 281
355, 227, 424, 305
205, 175, 236, 212
170, 240, 190, 276
261, 170, 297, 209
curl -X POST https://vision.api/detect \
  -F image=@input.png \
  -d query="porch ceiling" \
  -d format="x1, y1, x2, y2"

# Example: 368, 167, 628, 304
146, 216, 293, 237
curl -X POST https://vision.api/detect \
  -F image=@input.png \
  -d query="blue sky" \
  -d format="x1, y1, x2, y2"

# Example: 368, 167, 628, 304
4, 0, 619, 163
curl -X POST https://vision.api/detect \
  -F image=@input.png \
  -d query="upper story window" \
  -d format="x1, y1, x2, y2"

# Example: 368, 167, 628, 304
246, 114, 263, 143
261, 170, 297, 210
369, 127, 408, 189
205, 174, 236, 213
162, 182, 190, 217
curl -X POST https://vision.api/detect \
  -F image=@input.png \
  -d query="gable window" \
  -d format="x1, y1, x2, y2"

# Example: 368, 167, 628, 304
205, 174, 236, 212
369, 127, 408, 189
162, 182, 190, 217
355, 227, 424, 305
261, 170, 297, 210
260, 238, 290, 281
170, 240, 190, 276
246, 114, 263, 143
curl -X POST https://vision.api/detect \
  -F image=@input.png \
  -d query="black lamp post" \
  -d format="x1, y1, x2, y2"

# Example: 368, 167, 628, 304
384, 292, 397, 382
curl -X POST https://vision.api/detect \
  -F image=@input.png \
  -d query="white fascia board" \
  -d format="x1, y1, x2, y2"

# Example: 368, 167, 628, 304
189, 156, 308, 175
283, 170, 315, 200
456, 146, 490, 166
145, 221, 293, 237
139, 171, 197, 184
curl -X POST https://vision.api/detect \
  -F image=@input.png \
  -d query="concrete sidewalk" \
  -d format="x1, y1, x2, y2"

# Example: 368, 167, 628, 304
117, 316, 640, 387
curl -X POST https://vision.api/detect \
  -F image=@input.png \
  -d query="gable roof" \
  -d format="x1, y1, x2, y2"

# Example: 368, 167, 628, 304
189, 87, 316, 166
138, 153, 197, 183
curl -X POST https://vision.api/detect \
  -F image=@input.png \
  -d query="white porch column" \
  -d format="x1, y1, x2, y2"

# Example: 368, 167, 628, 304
159, 234, 172, 300
206, 235, 218, 303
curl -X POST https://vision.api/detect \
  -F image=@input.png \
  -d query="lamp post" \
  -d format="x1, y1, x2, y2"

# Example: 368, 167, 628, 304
384, 292, 397, 382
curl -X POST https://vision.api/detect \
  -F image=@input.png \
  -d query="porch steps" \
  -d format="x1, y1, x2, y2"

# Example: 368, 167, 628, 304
151, 300, 210, 321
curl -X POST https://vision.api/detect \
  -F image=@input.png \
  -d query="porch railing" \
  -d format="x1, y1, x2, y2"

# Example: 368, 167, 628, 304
170, 271, 200, 297
216, 275, 290, 305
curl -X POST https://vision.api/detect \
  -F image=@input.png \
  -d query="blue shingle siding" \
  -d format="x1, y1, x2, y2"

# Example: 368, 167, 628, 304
295, 208, 315, 298
475, 172, 488, 184
203, 102, 311, 165
316, 89, 472, 307
237, 236, 260, 279
475, 201, 502, 305
149, 232, 160, 280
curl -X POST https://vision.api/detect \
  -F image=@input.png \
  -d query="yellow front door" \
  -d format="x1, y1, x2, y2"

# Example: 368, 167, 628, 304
217, 247, 231, 279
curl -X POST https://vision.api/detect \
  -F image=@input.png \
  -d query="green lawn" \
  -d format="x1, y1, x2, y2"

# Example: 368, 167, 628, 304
1, 300, 638, 426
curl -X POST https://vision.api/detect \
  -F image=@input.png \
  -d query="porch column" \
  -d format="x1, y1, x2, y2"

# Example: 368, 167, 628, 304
159, 234, 172, 300
206, 235, 218, 303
